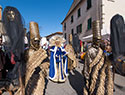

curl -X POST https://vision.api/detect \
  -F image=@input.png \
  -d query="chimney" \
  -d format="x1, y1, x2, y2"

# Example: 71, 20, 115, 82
0, 5, 2, 21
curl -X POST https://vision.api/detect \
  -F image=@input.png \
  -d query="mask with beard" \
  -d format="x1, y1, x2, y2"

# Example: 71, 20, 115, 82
7, 10, 15, 21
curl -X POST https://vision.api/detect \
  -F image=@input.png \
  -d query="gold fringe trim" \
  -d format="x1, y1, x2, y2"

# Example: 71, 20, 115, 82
39, 62, 50, 77
25, 48, 47, 86
83, 87, 88, 95
96, 64, 107, 95
83, 80, 89, 95
89, 48, 103, 73
106, 60, 113, 95
83, 47, 113, 95
65, 44, 77, 69
68, 58, 73, 70
14, 48, 48, 95
14, 88, 21, 95
89, 55, 104, 94
32, 72, 45, 95
27, 48, 46, 68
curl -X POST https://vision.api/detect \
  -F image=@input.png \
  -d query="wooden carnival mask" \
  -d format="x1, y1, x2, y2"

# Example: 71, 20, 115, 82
7, 10, 15, 21
31, 37, 40, 49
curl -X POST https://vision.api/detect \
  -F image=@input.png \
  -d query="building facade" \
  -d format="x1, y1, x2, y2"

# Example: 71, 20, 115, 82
61, 0, 125, 42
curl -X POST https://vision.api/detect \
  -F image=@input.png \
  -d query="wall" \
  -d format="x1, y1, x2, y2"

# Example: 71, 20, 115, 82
101, 0, 125, 34
62, 0, 100, 42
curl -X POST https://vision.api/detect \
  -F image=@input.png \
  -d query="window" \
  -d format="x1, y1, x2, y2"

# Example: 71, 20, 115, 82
71, 29, 74, 35
76, 24, 82, 34
87, 18, 92, 30
78, 8, 81, 18
64, 33, 67, 39
87, 0, 92, 10
64, 23, 66, 31
71, 15, 73, 23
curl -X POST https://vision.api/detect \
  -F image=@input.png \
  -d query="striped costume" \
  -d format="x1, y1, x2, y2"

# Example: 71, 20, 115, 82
83, 47, 113, 95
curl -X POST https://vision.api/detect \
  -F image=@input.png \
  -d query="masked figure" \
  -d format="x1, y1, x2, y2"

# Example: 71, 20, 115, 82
2, 6, 25, 82
15, 22, 49, 95
72, 33, 80, 56
2, 6, 25, 57
110, 14, 125, 76
49, 36, 68, 82
65, 34, 77, 71
83, 20, 113, 95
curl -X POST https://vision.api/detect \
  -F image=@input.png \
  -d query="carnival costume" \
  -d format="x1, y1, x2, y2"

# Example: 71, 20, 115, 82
65, 34, 77, 70
110, 14, 125, 76
49, 36, 68, 82
15, 22, 49, 95
2, 6, 26, 82
83, 20, 113, 95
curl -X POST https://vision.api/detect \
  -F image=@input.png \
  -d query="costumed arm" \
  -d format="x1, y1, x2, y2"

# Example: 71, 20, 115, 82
61, 46, 68, 56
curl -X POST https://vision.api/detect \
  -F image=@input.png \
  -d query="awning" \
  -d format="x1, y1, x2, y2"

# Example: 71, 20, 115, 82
81, 34, 110, 42
82, 34, 93, 42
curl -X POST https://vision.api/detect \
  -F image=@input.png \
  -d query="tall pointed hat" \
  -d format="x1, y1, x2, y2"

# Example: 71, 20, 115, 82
29, 21, 40, 40
92, 20, 102, 45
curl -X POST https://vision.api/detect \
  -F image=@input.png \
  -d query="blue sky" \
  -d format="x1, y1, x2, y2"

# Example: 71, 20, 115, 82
0, 0, 73, 36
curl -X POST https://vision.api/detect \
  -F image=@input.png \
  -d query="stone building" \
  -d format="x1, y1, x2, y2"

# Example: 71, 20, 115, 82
61, 0, 125, 42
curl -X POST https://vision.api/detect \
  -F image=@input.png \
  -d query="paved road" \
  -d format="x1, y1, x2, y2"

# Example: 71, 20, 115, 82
3, 59, 125, 95
45, 59, 125, 95
114, 74, 125, 95
45, 61, 84, 95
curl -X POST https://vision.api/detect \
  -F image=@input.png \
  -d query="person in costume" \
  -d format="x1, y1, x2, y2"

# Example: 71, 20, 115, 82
40, 37, 49, 50
0, 6, 25, 94
65, 34, 77, 71
14, 22, 49, 95
110, 14, 125, 91
110, 14, 125, 62
2, 6, 25, 81
72, 33, 80, 57
83, 20, 113, 95
0, 35, 6, 80
49, 35, 68, 82
40, 37, 49, 56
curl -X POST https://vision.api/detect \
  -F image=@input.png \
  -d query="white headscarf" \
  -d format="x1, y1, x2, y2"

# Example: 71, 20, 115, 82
40, 37, 49, 50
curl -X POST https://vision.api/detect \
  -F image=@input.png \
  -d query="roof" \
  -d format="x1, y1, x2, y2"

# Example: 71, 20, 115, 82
0, 5, 2, 9
61, 0, 83, 24
45, 32, 63, 39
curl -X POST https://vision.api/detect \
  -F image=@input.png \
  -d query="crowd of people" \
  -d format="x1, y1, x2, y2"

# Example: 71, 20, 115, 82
0, 5, 125, 95
0, 6, 78, 95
